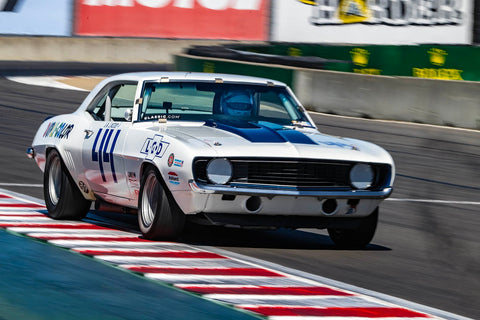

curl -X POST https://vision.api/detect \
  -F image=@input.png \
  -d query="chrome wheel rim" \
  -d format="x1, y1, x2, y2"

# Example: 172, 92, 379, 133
48, 156, 62, 206
141, 172, 158, 228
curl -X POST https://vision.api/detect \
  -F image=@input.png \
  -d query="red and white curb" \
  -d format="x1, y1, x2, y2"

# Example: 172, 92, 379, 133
0, 190, 465, 320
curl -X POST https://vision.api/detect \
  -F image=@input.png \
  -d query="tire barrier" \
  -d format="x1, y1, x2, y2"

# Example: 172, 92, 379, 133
186, 45, 352, 71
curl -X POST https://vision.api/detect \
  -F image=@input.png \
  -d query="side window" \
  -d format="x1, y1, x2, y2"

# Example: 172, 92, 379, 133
89, 82, 137, 122
91, 93, 108, 121
111, 84, 136, 121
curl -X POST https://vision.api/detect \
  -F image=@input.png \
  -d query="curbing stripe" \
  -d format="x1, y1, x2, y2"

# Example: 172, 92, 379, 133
179, 286, 352, 296
239, 306, 432, 318
73, 248, 227, 259
125, 266, 284, 277
0, 190, 465, 320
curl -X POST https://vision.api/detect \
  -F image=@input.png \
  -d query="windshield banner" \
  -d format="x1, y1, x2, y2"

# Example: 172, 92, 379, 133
271, 0, 473, 44
0, 0, 72, 36
75, 0, 270, 40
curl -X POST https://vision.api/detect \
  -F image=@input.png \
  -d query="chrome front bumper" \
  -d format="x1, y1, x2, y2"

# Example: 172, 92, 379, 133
189, 180, 393, 199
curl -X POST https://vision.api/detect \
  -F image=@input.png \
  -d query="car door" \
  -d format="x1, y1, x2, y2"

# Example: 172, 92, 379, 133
82, 81, 137, 203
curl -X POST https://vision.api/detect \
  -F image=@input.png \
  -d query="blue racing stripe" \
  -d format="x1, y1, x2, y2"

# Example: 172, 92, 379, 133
109, 130, 121, 183
205, 120, 316, 145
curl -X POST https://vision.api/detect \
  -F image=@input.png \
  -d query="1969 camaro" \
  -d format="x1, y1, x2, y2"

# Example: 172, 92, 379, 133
28, 72, 395, 247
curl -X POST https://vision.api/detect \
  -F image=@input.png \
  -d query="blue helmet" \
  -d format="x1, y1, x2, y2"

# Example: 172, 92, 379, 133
220, 90, 254, 117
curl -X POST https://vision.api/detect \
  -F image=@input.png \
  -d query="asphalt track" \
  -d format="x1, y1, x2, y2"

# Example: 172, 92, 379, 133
0, 75, 479, 319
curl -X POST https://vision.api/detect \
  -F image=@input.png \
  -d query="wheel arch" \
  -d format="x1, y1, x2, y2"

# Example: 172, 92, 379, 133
45, 146, 91, 201
140, 161, 169, 195
139, 161, 182, 211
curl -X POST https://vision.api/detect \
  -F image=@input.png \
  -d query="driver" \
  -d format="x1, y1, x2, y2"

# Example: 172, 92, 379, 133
220, 90, 254, 117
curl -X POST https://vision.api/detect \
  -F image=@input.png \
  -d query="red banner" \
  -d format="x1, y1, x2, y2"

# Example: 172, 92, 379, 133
75, 0, 269, 40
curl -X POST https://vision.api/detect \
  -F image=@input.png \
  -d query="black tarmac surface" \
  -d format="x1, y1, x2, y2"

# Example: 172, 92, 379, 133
0, 74, 478, 319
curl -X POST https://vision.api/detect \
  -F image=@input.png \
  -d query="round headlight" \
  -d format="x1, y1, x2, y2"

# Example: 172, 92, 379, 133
206, 158, 232, 185
350, 164, 374, 189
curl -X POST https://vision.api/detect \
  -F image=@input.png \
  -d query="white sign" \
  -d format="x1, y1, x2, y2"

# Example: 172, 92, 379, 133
0, 0, 72, 36
272, 0, 473, 44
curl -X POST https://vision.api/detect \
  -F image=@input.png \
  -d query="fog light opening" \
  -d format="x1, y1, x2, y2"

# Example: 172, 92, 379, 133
322, 199, 338, 215
245, 196, 262, 213
221, 194, 236, 201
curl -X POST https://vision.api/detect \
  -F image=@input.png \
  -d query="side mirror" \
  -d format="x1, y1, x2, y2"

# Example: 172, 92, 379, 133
124, 108, 133, 121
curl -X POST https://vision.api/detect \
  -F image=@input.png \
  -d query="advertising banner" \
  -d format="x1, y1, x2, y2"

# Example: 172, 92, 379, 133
272, 0, 473, 44
0, 0, 72, 36
238, 43, 480, 81
75, 0, 269, 40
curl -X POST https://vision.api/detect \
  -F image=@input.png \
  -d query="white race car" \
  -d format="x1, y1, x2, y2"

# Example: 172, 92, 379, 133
28, 72, 395, 247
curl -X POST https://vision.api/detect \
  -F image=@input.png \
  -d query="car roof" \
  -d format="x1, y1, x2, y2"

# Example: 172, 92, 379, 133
105, 72, 287, 87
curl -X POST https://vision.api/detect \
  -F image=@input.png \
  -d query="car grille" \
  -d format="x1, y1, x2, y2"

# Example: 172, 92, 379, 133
194, 158, 391, 190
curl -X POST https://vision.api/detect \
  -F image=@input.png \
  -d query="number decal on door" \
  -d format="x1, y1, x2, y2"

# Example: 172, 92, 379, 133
91, 129, 121, 183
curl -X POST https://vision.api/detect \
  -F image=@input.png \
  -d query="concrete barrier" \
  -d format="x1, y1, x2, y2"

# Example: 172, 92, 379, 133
294, 70, 480, 130
0, 36, 251, 63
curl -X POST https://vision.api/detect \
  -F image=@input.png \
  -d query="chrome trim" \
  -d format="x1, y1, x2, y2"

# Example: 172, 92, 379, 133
189, 180, 393, 199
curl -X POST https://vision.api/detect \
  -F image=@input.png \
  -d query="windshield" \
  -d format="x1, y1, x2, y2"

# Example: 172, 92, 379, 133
138, 82, 312, 127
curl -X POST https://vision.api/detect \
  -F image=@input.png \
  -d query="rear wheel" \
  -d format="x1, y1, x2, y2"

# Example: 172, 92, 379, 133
328, 207, 378, 249
138, 166, 185, 240
43, 149, 91, 220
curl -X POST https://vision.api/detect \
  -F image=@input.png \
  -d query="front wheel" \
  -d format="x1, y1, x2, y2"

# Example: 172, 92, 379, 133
328, 207, 378, 249
43, 149, 91, 220
138, 166, 185, 240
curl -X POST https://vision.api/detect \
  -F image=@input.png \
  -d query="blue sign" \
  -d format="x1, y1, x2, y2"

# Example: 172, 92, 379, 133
0, 0, 72, 36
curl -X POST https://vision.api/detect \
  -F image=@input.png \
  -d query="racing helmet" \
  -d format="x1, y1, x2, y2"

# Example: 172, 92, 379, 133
220, 90, 254, 117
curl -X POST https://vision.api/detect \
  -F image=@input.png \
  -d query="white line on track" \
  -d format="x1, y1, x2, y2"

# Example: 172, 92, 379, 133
310, 110, 480, 134
2, 182, 478, 206
0, 183, 43, 187
386, 198, 480, 205
2, 184, 478, 206
6, 76, 88, 91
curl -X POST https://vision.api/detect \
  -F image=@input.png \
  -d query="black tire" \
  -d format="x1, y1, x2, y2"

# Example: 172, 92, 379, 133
328, 207, 378, 249
43, 149, 91, 220
138, 166, 185, 240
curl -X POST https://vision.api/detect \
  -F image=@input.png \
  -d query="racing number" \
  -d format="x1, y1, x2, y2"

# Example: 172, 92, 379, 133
91, 128, 121, 182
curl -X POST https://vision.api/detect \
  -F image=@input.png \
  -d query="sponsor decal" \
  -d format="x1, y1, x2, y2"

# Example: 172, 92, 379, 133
167, 153, 174, 167
84, 129, 94, 139
144, 114, 181, 120
316, 141, 356, 149
75, 0, 269, 40
43, 122, 74, 139
173, 159, 184, 167
141, 135, 170, 161
167, 171, 180, 185
91, 129, 121, 183
104, 122, 121, 128
299, 0, 463, 26
412, 48, 464, 80
350, 48, 381, 75
78, 181, 89, 193
127, 172, 137, 182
